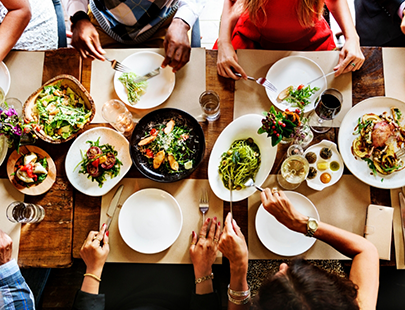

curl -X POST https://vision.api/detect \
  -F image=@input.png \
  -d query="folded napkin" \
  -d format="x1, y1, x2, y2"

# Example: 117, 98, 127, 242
234, 50, 352, 126
248, 175, 370, 260
90, 48, 206, 123
100, 178, 222, 264
391, 188, 405, 269
383, 48, 405, 102
0, 179, 24, 260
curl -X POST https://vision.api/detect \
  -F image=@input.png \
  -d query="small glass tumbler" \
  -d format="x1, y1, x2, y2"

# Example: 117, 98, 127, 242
6, 201, 45, 224
199, 90, 220, 121
3, 97, 23, 117
102, 99, 135, 137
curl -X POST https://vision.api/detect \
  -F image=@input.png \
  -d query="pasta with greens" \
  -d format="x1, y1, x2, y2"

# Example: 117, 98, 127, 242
219, 138, 261, 190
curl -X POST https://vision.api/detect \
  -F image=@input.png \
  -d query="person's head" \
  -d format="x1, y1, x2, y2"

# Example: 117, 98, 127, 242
243, 0, 323, 28
253, 259, 359, 310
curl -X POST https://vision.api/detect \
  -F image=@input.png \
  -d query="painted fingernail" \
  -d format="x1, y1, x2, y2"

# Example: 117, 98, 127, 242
207, 218, 210, 222
192, 231, 195, 237
218, 222, 220, 226
106, 231, 109, 237
102, 223, 106, 228
214, 217, 217, 221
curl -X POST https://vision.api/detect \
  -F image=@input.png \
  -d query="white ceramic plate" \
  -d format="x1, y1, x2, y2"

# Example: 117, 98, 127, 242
338, 96, 405, 189
265, 56, 326, 113
304, 140, 344, 191
0, 136, 7, 167
255, 191, 319, 256
118, 188, 183, 254
208, 114, 277, 202
0, 61, 10, 96
65, 127, 132, 196
114, 51, 175, 109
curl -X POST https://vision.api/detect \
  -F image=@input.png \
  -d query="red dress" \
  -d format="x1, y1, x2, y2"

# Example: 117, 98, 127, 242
214, 0, 335, 51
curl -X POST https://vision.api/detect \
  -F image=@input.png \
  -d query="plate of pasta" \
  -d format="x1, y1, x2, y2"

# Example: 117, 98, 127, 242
338, 96, 405, 189
208, 114, 277, 202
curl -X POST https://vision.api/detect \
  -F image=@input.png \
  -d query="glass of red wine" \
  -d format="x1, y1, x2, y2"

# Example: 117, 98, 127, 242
309, 88, 343, 133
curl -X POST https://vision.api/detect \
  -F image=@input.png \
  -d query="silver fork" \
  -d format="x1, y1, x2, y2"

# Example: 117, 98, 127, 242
105, 57, 132, 73
396, 148, 405, 159
199, 190, 209, 223
235, 73, 278, 92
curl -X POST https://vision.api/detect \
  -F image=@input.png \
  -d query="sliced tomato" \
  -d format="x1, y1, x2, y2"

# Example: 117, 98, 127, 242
150, 128, 158, 136
145, 149, 154, 158
91, 158, 100, 167
87, 146, 102, 159
297, 84, 304, 90
101, 153, 116, 170
87, 163, 101, 177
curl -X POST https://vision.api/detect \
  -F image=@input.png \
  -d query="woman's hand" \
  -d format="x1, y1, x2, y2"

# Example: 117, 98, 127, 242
217, 42, 247, 80
333, 37, 364, 76
261, 188, 307, 234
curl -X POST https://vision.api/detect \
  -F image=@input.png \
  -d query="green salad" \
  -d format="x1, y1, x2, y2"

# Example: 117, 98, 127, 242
34, 82, 92, 140
282, 84, 320, 109
119, 72, 148, 104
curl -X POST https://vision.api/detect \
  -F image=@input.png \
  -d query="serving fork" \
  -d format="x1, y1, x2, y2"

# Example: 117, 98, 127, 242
235, 73, 277, 92
199, 190, 209, 223
396, 148, 405, 159
105, 57, 132, 73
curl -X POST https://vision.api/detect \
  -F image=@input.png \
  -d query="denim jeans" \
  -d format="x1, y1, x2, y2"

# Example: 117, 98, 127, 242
52, 0, 67, 48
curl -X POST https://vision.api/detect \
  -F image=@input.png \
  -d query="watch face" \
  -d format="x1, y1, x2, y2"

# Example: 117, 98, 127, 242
308, 221, 317, 230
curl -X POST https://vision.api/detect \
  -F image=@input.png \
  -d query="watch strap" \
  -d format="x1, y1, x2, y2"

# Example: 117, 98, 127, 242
305, 217, 318, 237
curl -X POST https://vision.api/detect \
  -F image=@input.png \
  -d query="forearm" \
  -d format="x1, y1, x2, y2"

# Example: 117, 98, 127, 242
228, 264, 250, 310
325, 0, 359, 41
81, 267, 102, 294
194, 267, 214, 295
218, 0, 243, 47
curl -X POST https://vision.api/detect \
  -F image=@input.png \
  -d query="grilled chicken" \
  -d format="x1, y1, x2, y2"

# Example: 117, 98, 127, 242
138, 135, 157, 146
167, 155, 179, 171
153, 150, 165, 169
164, 119, 175, 135
372, 121, 394, 148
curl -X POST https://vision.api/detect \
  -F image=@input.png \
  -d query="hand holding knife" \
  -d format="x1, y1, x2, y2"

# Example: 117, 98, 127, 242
105, 184, 124, 234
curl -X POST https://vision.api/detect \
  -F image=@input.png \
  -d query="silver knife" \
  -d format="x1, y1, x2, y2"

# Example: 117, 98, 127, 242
105, 184, 124, 231
305, 71, 335, 86
228, 179, 233, 218
398, 192, 405, 261
131, 67, 161, 84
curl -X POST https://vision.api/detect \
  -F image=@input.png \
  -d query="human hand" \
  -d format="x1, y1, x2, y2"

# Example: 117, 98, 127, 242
218, 213, 248, 272
0, 229, 12, 265
80, 223, 109, 277
190, 217, 221, 278
217, 41, 246, 80
71, 19, 105, 60
333, 37, 364, 76
162, 18, 191, 73
261, 188, 307, 234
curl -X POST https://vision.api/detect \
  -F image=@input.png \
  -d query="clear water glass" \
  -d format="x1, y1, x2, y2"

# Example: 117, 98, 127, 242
277, 155, 310, 190
6, 201, 45, 224
199, 90, 220, 121
102, 99, 135, 137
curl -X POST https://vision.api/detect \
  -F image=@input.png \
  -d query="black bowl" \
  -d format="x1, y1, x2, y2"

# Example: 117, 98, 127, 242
130, 108, 205, 182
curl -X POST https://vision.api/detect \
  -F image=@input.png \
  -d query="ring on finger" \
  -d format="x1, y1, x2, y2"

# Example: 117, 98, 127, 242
351, 63, 356, 67
271, 187, 279, 194
213, 238, 219, 244
199, 234, 206, 239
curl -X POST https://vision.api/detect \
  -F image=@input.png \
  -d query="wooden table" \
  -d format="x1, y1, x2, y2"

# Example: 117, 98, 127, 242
0, 47, 393, 268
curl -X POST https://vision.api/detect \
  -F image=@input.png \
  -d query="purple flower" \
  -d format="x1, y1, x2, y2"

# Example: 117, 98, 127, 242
4, 108, 17, 117
13, 126, 22, 136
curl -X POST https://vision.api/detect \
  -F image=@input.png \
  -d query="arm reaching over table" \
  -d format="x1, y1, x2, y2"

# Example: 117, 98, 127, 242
0, 229, 35, 308
73, 223, 109, 310
261, 188, 379, 310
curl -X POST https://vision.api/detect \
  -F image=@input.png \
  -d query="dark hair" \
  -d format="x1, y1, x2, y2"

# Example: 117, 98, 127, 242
253, 259, 359, 310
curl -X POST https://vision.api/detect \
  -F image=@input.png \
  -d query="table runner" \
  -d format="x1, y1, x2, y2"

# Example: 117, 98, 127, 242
3, 51, 45, 103
234, 50, 352, 127
248, 175, 370, 260
382, 48, 405, 102
0, 179, 24, 260
391, 188, 405, 269
100, 179, 222, 264
90, 48, 206, 123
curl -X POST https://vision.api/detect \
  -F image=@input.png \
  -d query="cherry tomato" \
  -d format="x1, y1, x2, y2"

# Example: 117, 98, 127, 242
145, 149, 154, 158
150, 128, 158, 136
297, 84, 304, 90
101, 153, 116, 170
91, 158, 100, 167
20, 163, 35, 178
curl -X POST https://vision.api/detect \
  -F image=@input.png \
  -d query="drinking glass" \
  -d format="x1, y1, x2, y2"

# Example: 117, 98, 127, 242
3, 97, 23, 117
277, 155, 310, 190
6, 201, 45, 223
102, 99, 135, 137
308, 88, 343, 133
199, 90, 220, 121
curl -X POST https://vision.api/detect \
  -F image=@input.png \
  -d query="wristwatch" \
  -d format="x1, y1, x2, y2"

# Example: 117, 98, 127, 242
305, 217, 318, 237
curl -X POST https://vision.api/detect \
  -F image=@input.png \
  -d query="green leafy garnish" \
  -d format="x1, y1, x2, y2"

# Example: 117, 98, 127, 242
119, 72, 148, 104
284, 85, 320, 109
363, 158, 377, 176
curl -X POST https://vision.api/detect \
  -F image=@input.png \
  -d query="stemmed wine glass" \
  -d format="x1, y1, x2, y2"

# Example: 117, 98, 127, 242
309, 88, 343, 133
276, 153, 310, 190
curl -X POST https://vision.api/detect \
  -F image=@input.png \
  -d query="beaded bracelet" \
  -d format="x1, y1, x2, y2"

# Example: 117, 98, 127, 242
195, 273, 214, 284
83, 273, 101, 282
227, 290, 251, 305
228, 284, 250, 297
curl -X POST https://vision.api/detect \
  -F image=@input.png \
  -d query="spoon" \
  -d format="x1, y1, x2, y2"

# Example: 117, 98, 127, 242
244, 179, 263, 192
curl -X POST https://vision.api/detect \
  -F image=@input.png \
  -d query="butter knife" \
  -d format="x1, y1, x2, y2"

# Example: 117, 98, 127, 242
398, 192, 405, 261
228, 179, 233, 218
305, 71, 335, 86
105, 184, 124, 231
131, 67, 161, 84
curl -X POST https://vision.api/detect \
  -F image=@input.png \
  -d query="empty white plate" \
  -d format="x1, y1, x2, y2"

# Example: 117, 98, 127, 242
119, 188, 183, 254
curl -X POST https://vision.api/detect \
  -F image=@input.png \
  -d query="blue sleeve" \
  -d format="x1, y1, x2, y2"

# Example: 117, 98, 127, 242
0, 259, 35, 310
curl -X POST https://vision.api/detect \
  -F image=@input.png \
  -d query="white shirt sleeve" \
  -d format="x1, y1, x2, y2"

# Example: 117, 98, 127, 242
66, 0, 89, 17
397, 1, 405, 18
175, 0, 206, 28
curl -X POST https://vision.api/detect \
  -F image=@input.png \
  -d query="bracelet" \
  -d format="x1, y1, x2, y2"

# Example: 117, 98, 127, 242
83, 273, 101, 282
228, 284, 250, 297
227, 290, 251, 305
195, 273, 214, 284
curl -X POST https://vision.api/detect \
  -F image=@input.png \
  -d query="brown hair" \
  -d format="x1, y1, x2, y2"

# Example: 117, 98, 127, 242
253, 259, 359, 310
243, 0, 324, 27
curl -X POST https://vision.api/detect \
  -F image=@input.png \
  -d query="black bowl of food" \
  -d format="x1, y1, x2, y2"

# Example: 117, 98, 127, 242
130, 108, 205, 182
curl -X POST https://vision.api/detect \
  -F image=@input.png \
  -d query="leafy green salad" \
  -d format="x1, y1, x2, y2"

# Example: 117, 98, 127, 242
280, 84, 320, 109
34, 82, 92, 140
119, 72, 148, 104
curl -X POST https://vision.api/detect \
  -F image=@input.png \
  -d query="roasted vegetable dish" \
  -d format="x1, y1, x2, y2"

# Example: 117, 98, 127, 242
12, 152, 48, 186
75, 138, 122, 187
137, 119, 196, 173
352, 107, 405, 176
32, 82, 92, 140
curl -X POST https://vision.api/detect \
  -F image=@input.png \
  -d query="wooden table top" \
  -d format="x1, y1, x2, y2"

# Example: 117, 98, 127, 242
0, 47, 393, 268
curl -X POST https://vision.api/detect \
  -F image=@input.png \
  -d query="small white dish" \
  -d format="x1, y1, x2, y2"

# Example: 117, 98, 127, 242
255, 191, 319, 256
113, 51, 175, 109
208, 114, 277, 202
118, 188, 183, 254
0, 61, 10, 96
65, 127, 132, 196
265, 56, 325, 113
304, 140, 344, 191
